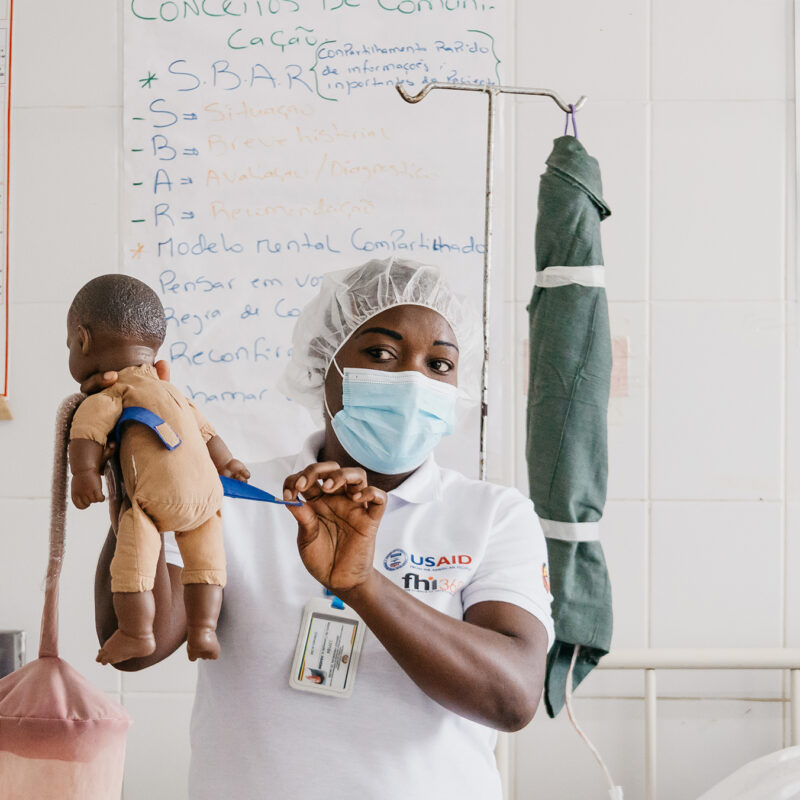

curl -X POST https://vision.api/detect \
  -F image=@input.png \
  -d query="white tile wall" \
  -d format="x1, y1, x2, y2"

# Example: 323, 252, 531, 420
122, 693, 193, 800
12, 108, 121, 305
658, 699, 784, 799
1, 303, 77, 498
651, 102, 785, 302
515, 698, 646, 799
651, 500, 783, 699
11, 0, 120, 108
515, 0, 649, 102
651, 502, 783, 649
651, 302, 782, 500
0, 2, 795, 800
0, 499, 52, 641
607, 302, 648, 499
652, 0, 789, 101
513, 1, 795, 798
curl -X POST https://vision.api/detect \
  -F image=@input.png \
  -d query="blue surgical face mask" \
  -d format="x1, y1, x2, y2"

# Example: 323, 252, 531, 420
324, 359, 458, 475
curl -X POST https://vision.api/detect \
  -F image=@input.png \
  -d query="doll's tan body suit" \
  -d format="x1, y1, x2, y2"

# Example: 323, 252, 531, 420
70, 365, 225, 593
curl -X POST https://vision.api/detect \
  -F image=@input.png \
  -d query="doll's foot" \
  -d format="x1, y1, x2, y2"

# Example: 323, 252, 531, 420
186, 627, 220, 661
96, 630, 156, 665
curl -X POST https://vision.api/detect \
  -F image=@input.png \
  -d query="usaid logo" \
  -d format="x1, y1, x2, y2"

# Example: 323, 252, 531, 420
383, 548, 408, 571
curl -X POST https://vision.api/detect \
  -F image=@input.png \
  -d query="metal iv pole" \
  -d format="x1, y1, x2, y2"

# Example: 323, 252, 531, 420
396, 82, 588, 480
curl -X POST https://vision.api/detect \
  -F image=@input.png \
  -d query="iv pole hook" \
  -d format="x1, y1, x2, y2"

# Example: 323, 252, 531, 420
395, 82, 588, 114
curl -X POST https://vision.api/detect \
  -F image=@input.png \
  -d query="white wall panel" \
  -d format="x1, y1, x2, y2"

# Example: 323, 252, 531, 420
651, 302, 782, 500
651, 102, 785, 302
652, 0, 788, 100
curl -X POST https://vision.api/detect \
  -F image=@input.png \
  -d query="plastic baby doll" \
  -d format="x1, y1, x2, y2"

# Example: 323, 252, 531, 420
67, 275, 249, 665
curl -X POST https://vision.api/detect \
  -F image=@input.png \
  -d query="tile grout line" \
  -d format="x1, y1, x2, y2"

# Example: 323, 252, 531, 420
578, 694, 789, 703
645, 0, 654, 658
781, 0, 796, 746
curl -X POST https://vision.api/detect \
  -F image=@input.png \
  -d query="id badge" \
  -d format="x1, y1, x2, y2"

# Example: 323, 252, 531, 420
289, 598, 365, 698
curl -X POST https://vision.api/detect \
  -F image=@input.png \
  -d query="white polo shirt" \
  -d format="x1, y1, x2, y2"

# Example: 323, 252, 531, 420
165, 432, 554, 800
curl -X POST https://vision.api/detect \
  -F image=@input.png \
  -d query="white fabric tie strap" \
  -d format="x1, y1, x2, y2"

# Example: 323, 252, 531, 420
540, 518, 601, 542
534, 265, 605, 288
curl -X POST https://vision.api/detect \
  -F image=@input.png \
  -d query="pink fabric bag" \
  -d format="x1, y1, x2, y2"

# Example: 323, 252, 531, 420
0, 395, 132, 799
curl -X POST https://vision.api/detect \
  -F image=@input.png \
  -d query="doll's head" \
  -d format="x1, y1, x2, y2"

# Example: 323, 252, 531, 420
67, 275, 166, 383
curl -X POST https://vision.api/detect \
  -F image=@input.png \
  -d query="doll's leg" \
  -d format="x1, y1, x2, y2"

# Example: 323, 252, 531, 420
96, 591, 156, 666
182, 584, 222, 662
176, 509, 225, 661
97, 499, 160, 665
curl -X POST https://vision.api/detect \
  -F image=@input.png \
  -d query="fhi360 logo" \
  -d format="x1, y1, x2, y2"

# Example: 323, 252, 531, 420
383, 548, 472, 572
400, 572, 464, 595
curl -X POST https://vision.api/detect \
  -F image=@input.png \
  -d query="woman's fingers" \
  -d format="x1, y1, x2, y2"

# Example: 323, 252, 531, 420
79, 371, 118, 395
283, 461, 339, 498
320, 467, 369, 494
284, 497, 318, 532
353, 487, 388, 520
295, 462, 347, 492
283, 462, 368, 501
154, 360, 170, 382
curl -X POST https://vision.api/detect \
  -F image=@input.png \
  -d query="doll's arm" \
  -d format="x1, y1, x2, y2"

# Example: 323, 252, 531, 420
207, 435, 251, 481
69, 439, 106, 509
187, 399, 250, 480
71, 390, 124, 444
187, 398, 217, 443
69, 392, 124, 509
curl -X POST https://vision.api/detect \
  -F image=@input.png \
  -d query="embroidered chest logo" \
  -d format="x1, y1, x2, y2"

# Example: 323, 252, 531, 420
383, 549, 473, 572
401, 572, 464, 596
383, 548, 408, 571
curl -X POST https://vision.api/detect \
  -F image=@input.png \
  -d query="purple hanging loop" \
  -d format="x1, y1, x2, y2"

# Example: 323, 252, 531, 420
564, 103, 578, 138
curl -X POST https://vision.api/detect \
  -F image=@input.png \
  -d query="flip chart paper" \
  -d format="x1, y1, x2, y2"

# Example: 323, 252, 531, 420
124, 2, 510, 465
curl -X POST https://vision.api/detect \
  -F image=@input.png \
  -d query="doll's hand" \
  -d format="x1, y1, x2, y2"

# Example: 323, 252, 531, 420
219, 459, 250, 482
71, 470, 105, 510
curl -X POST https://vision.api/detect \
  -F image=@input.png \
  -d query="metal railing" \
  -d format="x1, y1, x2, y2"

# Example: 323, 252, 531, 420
596, 648, 800, 800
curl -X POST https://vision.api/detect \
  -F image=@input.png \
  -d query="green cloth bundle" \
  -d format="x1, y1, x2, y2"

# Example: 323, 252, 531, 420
526, 135, 613, 718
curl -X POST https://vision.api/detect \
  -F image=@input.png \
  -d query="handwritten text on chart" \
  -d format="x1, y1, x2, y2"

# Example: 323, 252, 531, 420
125, 2, 509, 461
131, 30, 499, 102
153, 228, 485, 259
130, 2, 499, 27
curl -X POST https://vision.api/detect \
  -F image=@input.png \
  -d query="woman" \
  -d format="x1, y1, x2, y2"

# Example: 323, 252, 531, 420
93, 257, 554, 799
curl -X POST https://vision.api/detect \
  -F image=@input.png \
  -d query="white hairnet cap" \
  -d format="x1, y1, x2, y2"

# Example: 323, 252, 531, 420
283, 257, 481, 411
